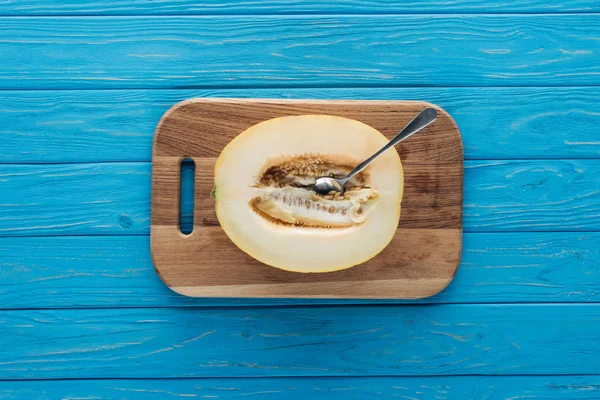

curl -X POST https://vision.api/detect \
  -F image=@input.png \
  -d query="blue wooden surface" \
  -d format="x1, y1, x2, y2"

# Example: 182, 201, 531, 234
1, 1, 599, 398
1, 160, 598, 235
1, 0, 598, 15
2, 15, 600, 89
1, 233, 598, 308
2, 305, 600, 378
1, 88, 599, 163
1, 376, 599, 399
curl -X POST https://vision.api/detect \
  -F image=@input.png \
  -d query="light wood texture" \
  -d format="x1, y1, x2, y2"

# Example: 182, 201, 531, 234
151, 99, 463, 298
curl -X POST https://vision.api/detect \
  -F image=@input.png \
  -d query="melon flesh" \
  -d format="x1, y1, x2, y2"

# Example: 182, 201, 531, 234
214, 115, 404, 273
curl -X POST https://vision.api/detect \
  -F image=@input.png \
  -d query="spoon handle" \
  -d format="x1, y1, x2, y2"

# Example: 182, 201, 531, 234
343, 107, 438, 182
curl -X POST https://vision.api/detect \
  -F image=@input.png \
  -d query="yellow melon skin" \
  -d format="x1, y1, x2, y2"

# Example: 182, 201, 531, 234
214, 115, 404, 273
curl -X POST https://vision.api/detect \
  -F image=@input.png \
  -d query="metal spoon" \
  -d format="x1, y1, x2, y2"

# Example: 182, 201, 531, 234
314, 107, 438, 195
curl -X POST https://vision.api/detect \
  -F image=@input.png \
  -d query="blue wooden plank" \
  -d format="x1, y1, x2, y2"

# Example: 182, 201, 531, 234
1, 0, 598, 15
464, 160, 600, 231
1, 160, 598, 236
0, 376, 599, 399
0, 232, 597, 308
1, 15, 599, 89
1, 88, 599, 163
0, 304, 599, 378
0, 163, 151, 236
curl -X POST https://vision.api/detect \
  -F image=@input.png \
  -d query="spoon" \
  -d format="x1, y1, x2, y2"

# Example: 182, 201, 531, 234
314, 107, 438, 195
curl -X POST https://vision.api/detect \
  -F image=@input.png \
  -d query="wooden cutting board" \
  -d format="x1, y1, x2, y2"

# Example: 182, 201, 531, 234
151, 99, 463, 298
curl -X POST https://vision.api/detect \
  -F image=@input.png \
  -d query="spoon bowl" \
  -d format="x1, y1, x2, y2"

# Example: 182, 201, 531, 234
314, 176, 344, 194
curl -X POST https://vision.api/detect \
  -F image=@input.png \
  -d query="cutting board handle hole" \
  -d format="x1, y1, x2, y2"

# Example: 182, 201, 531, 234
179, 157, 195, 235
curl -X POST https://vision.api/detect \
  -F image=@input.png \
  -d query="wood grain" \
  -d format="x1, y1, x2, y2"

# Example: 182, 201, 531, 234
0, 163, 151, 236
1, 305, 600, 378
1, 0, 598, 15
1, 160, 597, 236
464, 160, 600, 231
1, 15, 600, 89
2, 87, 599, 163
0, 232, 598, 308
175, 158, 462, 229
151, 99, 463, 298
1, 0, 598, 393
0, 376, 599, 399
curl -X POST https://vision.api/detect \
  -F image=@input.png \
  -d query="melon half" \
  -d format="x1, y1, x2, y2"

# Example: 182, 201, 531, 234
213, 115, 404, 273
